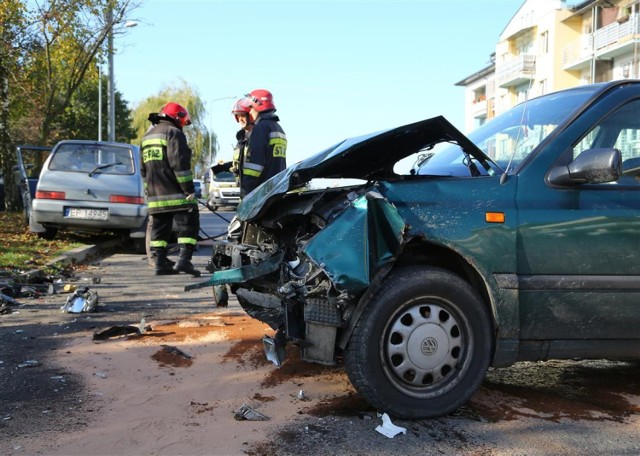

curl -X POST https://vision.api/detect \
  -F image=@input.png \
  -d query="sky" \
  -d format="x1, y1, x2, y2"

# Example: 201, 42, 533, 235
114, 0, 522, 167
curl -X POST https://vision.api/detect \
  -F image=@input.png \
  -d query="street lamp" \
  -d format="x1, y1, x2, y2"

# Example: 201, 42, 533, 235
105, 10, 138, 142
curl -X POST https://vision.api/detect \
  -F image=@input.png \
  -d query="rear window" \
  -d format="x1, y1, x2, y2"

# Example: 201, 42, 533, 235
48, 144, 135, 175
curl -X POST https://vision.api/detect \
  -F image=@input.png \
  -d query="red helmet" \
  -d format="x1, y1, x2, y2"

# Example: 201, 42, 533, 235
246, 89, 276, 112
231, 98, 252, 122
160, 102, 191, 128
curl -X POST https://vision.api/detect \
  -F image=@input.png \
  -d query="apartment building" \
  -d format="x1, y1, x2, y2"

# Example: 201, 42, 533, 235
456, 0, 640, 133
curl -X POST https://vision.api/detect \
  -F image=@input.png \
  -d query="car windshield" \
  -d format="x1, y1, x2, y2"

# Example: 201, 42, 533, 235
213, 171, 236, 182
49, 144, 135, 175
417, 85, 600, 176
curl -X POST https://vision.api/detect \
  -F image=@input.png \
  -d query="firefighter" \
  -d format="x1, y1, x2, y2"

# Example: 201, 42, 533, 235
241, 89, 287, 197
141, 102, 201, 277
230, 97, 254, 187
210, 97, 255, 307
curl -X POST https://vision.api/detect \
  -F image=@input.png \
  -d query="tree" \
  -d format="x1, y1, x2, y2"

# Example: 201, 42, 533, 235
1, 0, 139, 211
59, 73, 134, 142
130, 80, 216, 176
0, 1, 28, 211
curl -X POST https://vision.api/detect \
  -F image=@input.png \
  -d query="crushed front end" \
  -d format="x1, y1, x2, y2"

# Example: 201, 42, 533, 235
189, 185, 406, 366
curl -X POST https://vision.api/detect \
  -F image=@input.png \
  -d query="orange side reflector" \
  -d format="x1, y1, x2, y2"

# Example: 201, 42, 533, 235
485, 212, 505, 223
110, 195, 145, 204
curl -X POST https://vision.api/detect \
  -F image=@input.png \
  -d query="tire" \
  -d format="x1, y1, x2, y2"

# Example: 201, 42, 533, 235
344, 266, 492, 419
132, 238, 146, 255
36, 226, 58, 240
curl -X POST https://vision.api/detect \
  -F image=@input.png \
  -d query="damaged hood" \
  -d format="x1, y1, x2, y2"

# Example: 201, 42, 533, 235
238, 115, 485, 221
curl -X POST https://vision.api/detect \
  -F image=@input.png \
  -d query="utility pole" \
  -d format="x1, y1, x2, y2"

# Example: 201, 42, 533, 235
106, 7, 115, 142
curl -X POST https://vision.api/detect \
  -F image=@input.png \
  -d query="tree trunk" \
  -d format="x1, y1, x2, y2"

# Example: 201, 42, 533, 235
0, 51, 18, 212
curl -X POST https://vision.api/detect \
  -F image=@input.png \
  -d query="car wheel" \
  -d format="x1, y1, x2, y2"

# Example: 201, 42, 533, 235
344, 266, 492, 419
36, 226, 58, 240
132, 238, 146, 255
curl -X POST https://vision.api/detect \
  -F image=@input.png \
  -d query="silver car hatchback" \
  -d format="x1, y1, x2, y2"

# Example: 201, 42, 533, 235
31, 140, 147, 246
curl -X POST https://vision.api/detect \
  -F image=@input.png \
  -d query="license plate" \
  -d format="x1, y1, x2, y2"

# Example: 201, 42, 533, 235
65, 208, 109, 220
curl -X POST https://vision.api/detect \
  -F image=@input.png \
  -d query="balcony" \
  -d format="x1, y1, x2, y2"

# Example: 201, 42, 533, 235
563, 13, 640, 70
496, 55, 536, 88
472, 98, 487, 118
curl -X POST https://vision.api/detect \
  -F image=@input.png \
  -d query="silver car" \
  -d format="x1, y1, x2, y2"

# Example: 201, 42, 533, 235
31, 140, 147, 248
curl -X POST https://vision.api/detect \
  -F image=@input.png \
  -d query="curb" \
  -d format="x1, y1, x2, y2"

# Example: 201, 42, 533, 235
20, 237, 124, 282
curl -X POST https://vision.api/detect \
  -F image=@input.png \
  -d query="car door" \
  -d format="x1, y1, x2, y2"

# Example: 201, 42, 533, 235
515, 93, 640, 343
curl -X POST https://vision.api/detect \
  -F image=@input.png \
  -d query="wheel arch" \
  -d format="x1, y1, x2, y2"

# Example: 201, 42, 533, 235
338, 237, 498, 352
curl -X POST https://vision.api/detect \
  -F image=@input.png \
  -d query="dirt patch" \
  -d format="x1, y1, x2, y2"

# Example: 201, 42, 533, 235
469, 360, 640, 423
151, 345, 194, 368
6, 310, 354, 455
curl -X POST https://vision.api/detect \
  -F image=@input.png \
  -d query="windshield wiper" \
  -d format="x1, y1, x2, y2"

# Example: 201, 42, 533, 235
89, 162, 122, 177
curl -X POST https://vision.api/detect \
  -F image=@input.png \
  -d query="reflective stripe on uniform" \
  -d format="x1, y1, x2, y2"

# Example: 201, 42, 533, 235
147, 192, 197, 209
148, 199, 197, 209
269, 132, 287, 158
142, 138, 168, 147
175, 169, 194, 183
150, 240, 168, 248
243, 162, 264, 177
177, 237, 198, 245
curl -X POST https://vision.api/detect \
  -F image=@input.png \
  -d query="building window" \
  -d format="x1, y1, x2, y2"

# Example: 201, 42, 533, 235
540, 31, 549, 54
538, 79, 547, 96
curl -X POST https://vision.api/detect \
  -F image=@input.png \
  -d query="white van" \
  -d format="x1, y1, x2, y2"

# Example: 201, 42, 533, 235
208, 170, 240, 211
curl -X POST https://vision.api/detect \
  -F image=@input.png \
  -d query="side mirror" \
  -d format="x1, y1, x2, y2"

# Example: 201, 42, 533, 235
548, 148, 622, 186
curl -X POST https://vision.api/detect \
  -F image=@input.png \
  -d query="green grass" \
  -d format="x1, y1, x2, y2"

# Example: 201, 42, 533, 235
0, 211, 93, 272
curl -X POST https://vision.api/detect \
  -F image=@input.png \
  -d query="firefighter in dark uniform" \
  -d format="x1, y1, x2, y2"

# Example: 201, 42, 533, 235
229, 97, 254, 186
211, 91, 286, 307
141, 102, 201, 277
241, 89, 287, 197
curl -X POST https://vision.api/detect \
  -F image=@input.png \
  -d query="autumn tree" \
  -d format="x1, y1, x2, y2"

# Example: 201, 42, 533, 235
0, 0, 139, 211
60, 73, 134, 142
0, 1, 29, 210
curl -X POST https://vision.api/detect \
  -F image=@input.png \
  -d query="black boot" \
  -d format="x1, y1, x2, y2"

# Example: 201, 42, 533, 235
152, 247, 178, 275
174, 244, 201, 277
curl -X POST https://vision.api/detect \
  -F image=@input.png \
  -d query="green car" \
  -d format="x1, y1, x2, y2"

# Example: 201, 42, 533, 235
193, 80, 640, 419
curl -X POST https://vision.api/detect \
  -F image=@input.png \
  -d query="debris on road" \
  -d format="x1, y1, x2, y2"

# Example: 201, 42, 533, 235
152, 345, 193, 368
234, 403, 269, 421
375, 413, 407, 438
159, 344, 192, 359
1, 291, 19, 306
61, 287, 98, 313
18, 359, 42, 368
93, 324, 151, 340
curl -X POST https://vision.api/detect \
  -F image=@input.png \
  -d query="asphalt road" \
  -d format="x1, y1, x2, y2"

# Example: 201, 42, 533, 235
1, 206, 639, 455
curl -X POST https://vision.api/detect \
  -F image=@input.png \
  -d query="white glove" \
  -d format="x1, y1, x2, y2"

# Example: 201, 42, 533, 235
186, 193, 196, 201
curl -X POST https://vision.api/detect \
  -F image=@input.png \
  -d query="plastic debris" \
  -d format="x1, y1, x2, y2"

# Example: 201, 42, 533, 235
233, 403, 269, 421
61, 287, 98, 313
160, 345, 192, 359
18, 360, 42, 368
0, 292, 19, 305
263, 330, 286, 367
93, 324, 151, 340
297, 390, 306, 400
375, 413, 407, 438
94, 371, 108, 379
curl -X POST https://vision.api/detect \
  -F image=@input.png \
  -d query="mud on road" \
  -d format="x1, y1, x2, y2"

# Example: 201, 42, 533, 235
1, 247, 639, 455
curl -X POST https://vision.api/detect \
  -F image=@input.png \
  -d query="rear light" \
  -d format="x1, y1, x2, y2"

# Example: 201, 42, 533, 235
110, 195, 145, 204
36, 190, 66, 200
